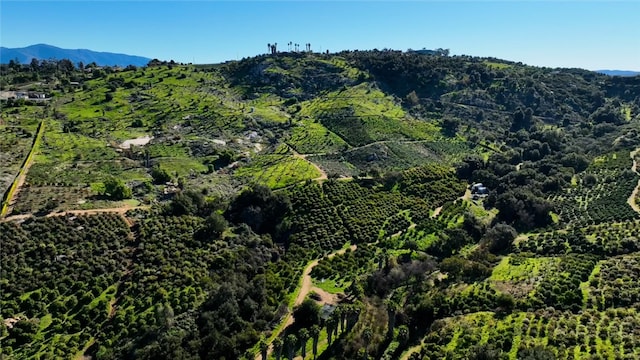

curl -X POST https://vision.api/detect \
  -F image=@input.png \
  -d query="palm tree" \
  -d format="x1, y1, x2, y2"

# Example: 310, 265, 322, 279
397, 325, 409, 346
333, 307, 343, 334
299, 328, 309, 359
385, 299, 399, 338
348, 304, 362, 331
259, 339, 269, 360
362, 328, 372, 360
286, 334, 298, 360
326, 317, 337, 346
310, 325, 320, 360
273, 337, 283, 360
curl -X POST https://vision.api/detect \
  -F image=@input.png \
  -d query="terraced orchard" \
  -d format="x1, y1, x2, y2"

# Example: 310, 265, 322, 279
549, 151, 639, 226
414, 309, 640, 360
2, 50, 640, 360
285, 164, 465, 251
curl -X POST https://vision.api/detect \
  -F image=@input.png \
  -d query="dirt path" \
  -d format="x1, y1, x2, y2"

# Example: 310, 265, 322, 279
628, 148, 640, 214
308, 286, 338, 304
256, 244, 357, 360
3, 158, 33, 215
1, 121, 44, 218
296, 244, 355, 306
2, 205, 149, 224
291, 148, 328, 181
430, 187, 472, 220
45, 205, 148, 218
400, 342, 423, 360
460, 188, 472, 202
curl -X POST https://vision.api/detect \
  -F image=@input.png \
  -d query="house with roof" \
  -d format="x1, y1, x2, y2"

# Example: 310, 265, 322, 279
471, 183, 489, 200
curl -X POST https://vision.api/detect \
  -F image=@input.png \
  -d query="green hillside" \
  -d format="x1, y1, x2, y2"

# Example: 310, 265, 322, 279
1, 51, 640, 360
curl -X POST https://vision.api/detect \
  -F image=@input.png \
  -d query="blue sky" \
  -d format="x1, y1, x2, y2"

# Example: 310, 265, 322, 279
1, 1, 639, 70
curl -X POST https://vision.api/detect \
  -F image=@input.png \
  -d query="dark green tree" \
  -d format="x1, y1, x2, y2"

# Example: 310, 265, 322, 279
517, 346, 555, 360
196, 213, 228, 239
326, 317, 336, 346
103, 176, 132, 200
285, 334, 297, 360
467, 344, 503, 360
397, 325, 409, 345
483, 223, 517, 254
293, 299, 320, 328
310, 325, 320, 360
298, 328, 309, 359
226, 184, 291, 235
259, 339, 269, 360
362, 328, 372, 360
385, 299, 399, 338
151, 166, 171, 184
273, 337, 283, 360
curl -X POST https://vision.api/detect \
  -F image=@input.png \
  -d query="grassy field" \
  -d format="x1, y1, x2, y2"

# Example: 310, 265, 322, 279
234, 154, 321, 189
288, 120, 349, 154
489, 255, 560, 299
298, 83, 440, 147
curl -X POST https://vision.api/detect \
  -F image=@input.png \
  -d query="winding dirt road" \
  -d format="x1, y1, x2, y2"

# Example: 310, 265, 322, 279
628, 148, 640, 214
290, 148, 328, 181
295, 244, 356, 306
1, 121, 44, 218
2, 205, 149, 224
431, 206, 443, 218
256, 244, 357, 360
430, 188, 471, 219
400, 342, 423, 360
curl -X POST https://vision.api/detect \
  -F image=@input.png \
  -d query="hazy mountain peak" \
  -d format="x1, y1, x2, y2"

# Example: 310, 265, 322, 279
596, 69, 640, 77
0, 44, 152, 67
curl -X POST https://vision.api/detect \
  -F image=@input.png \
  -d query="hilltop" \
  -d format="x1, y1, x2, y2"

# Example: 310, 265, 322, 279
1, 50, 640, 360
0, 44, 151, 67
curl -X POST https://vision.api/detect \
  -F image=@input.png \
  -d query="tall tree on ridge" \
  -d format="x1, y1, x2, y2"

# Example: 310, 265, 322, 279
310, 325, 320, 360
299, 328, 309, 359
273, 337, 283, 360
259, 339, 269, 360
286, 334, 298, 360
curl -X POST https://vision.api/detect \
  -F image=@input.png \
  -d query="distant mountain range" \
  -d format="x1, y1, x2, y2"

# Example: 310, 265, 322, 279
596, 70, 640, 77
0, 44, 152, 67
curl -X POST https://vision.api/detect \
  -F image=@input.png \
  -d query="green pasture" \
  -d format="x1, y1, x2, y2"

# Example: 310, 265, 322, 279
234, 155, 321, 189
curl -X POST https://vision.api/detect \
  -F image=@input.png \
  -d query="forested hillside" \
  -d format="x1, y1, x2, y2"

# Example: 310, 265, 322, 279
1, 50, 640, 360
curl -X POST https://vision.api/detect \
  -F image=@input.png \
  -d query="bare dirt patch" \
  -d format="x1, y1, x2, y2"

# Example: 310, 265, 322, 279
3, 205, 149, 226
119, 135, 153, 149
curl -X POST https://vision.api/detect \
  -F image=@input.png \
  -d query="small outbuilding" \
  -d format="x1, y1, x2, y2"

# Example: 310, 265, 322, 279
470, 183, 489, 199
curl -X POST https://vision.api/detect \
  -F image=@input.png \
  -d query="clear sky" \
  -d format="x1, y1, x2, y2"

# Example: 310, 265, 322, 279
1, 1, 639, 70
